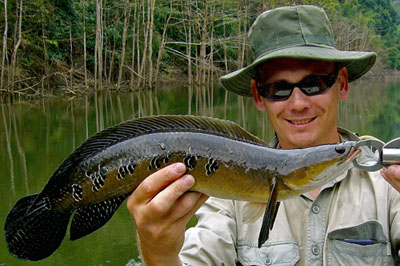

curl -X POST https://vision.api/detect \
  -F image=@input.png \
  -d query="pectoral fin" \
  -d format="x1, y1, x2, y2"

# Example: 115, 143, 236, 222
258, 176, 280, 248
242, 202, 267, 223
70, 193, 129, 240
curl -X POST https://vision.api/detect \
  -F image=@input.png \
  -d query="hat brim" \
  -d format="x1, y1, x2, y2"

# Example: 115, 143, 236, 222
220, 45, 377, 97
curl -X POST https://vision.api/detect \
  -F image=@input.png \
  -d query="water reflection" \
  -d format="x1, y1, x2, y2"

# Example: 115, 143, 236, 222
0, 80, 399, 265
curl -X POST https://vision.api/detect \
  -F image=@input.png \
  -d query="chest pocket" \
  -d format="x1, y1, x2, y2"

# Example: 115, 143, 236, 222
327, 221, 394, 265
237, 241, 300, 266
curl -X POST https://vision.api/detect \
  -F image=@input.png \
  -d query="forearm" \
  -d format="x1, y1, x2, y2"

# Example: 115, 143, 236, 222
136, 231, 182, 266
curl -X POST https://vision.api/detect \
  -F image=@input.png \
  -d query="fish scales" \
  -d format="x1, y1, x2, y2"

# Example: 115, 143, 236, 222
4, 115, 359, 261
61, 132, 273, 209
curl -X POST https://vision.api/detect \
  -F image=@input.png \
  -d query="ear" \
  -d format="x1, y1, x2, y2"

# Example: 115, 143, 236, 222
337, 67, 349, 100
251, 79, 266, 111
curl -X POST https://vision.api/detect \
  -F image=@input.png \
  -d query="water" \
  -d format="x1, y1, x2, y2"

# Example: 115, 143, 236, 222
0, 81, 399, 265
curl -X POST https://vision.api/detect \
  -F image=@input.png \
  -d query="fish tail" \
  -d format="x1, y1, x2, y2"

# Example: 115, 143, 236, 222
4, 193, 71, 261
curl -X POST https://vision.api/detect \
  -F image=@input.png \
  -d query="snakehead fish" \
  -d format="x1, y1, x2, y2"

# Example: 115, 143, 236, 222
4, 115, 359, 261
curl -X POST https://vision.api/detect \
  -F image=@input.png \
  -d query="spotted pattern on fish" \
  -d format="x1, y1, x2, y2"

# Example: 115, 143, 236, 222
85, 170, 91, 180
163, 151, 172, 164
126, 160, 136, 175
184, 154, 197, 170
148, 156, 161, 171
117, 166, 126, 180
72, 184, 83, 202
117, 159, 136, 180
91, 166, 107, 192
205, 157, 219, 176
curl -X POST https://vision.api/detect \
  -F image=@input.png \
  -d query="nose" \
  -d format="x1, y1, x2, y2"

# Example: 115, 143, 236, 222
287, 87, 311, 111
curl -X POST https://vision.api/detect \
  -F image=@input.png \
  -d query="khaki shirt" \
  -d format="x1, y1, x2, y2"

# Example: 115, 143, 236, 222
180, 128, 400, 265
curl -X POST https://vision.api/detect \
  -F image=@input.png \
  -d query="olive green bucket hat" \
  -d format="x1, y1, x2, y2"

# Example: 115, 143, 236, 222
220, 5, 377, 97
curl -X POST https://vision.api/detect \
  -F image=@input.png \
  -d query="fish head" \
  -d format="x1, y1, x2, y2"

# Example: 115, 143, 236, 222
277, 141, 360, 199
335, 141, 361, 166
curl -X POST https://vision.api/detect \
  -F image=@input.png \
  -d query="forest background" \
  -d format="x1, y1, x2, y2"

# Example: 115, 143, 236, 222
0, 0, 400, 95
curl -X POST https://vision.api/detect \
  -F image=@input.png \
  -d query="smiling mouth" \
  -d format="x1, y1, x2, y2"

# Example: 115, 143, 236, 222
288, 118, 315, 125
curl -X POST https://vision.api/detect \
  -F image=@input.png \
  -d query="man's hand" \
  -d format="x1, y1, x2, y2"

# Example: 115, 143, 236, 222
381, 165, 400, 192
127, 163, 209, 266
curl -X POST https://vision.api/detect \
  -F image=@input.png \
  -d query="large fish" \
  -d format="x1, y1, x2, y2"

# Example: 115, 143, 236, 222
4, 115, 359, 261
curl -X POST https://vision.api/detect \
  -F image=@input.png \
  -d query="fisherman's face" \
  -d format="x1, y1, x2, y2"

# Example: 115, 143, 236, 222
251, 58, 349, 149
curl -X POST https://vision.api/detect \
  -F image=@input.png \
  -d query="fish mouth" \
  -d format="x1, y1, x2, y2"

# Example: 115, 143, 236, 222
340, 146, 361, 165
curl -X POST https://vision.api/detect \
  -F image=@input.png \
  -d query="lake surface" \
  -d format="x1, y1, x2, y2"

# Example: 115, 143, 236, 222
1, 80, 399, 265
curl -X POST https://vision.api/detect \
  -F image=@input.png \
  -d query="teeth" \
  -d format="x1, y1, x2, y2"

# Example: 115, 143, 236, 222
291, 119, 312, 125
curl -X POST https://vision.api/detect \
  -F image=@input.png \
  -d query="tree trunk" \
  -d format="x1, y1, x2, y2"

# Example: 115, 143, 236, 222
186, 1, 192, 85
107, 35, 116, 85
130, 1, 138, 88
1, 0, 8, 91
241, 2, 248, 67
199, 0, 208, 85
147, 0, 155, 88
95, 0, 103, 90
222, 1, 228, 73
117, 0, 131, 89
69, 20, 74, 89
137, 1, 149, 89
236, 0, 242, 69
10, 0, 23, 92
154, 0, 173, 84
83, 0, 88, 89
41, 13, 49, 94
94, 0, 99, 90
208, 2, 215, 114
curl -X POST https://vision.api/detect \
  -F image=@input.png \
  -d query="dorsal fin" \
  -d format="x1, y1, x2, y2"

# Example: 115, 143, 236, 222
81, 115, 267, 159
42, 115, 267, 191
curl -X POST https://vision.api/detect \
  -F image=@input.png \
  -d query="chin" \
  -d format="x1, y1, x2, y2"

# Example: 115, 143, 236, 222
286, 135, 319, 149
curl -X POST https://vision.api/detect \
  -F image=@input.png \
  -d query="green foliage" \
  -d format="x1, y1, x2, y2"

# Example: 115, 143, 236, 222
340, 0, 400, 68
1, 0, 399, 92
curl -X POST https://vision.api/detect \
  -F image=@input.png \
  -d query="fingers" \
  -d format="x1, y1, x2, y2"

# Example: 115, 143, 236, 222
131, 162, 187, 203
127, 162, 204, 223
149, 174, 196, 216
380, 165, 400, 192
126, 163, 207, 265
168, 191, 209, 222
386, 164, 400, 178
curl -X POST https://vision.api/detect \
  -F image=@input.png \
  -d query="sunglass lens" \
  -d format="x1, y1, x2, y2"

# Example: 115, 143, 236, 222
257, 74, 337, 100
266, 83, 292, 100
301, 75, 336, 96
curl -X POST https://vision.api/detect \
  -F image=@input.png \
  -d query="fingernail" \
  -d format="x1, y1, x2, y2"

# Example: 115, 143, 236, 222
183, 175, 195, 187
380, 167, 386, 175
174, 163, 186, 174
387, 165, 400, 176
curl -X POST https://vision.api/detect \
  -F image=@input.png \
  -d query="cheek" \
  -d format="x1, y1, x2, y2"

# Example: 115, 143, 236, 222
314, 91, 339, 119
264, 101, 284, 123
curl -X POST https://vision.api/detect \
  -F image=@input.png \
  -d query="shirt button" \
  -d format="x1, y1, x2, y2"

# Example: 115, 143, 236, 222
312, 205, 320, 214
312, 244, 320, 256
265, 258, 272, 265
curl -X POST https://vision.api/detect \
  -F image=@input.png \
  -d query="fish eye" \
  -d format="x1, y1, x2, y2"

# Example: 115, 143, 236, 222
335, 145, 346, 154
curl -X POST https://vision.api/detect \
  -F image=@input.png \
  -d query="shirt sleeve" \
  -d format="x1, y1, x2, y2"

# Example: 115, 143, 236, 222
179, 197, 238, 265
389, 182, 400, 259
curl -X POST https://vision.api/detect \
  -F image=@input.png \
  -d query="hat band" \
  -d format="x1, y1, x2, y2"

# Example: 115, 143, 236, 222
252, 34, 336, 59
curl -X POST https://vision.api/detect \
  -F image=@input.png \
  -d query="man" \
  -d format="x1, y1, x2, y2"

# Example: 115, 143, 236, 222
127, 5, 400, 265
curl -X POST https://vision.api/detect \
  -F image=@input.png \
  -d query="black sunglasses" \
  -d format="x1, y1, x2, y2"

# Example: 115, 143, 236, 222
256, 72, 339, 101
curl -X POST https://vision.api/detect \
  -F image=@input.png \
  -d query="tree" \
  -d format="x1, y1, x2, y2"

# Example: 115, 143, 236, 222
1, 0, 8, 91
